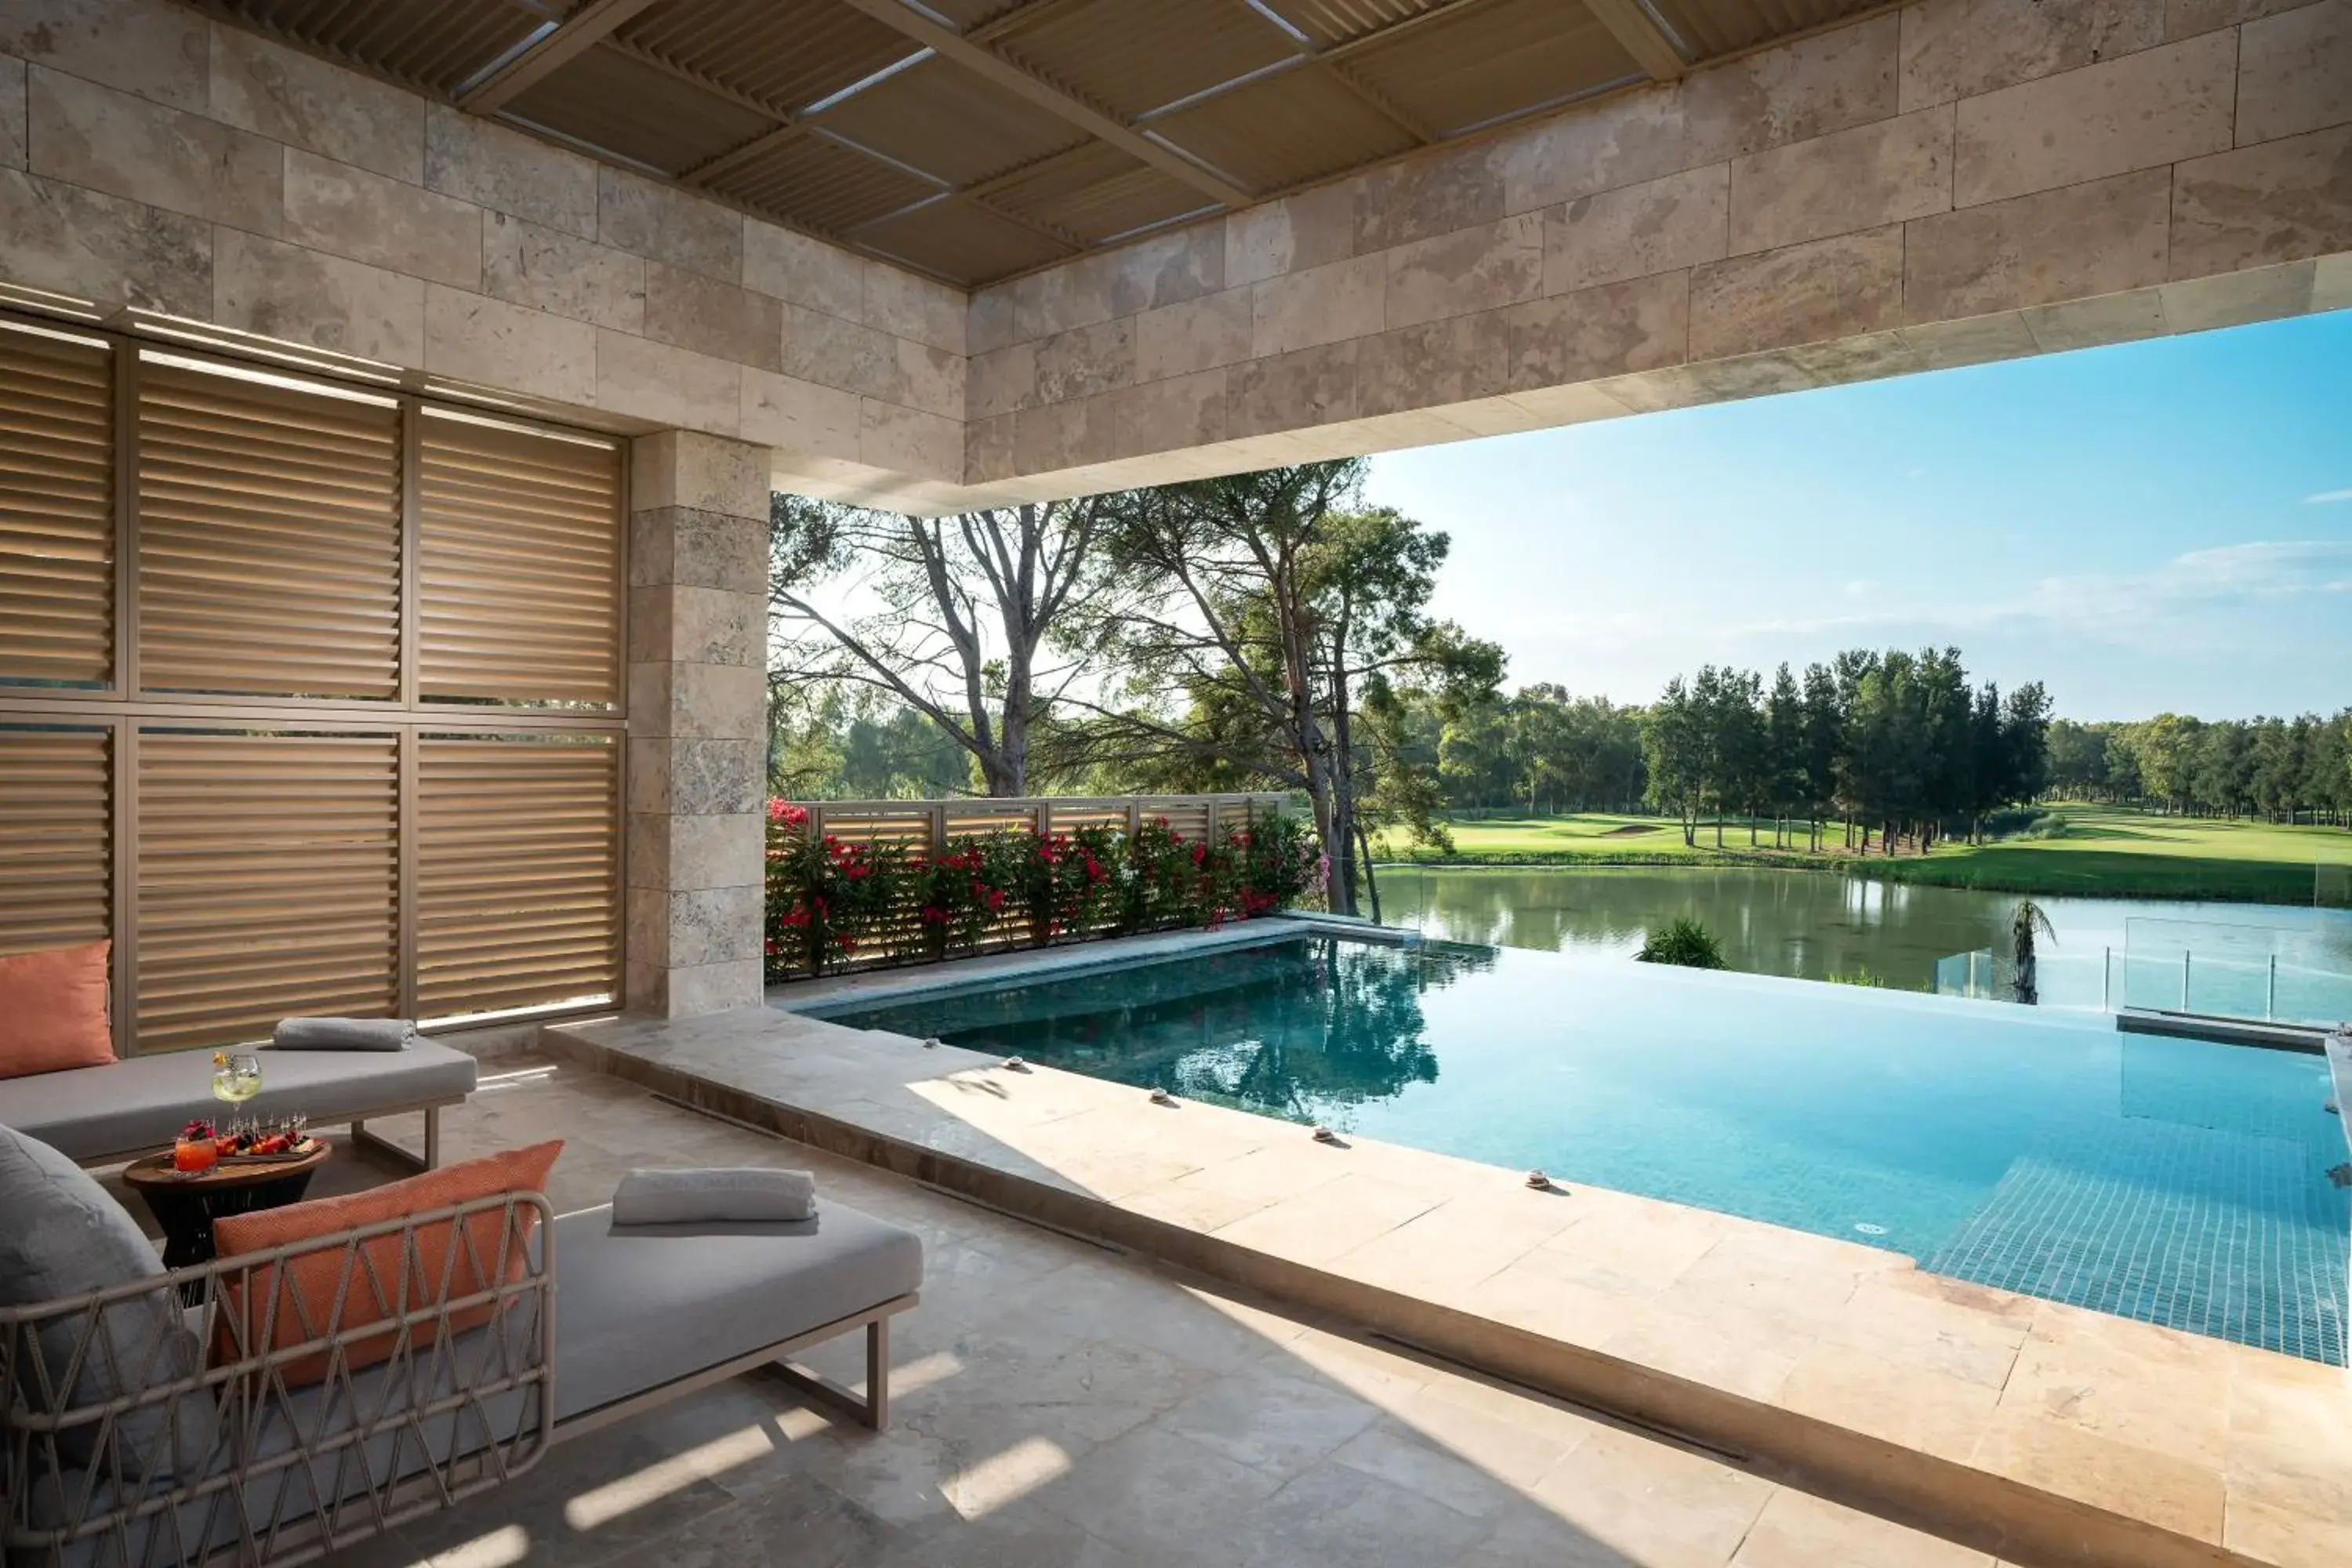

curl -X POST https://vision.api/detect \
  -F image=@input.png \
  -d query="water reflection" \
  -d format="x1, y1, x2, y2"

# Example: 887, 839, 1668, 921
815, 938, 1496, 1125
1377, 866, 2352, 1011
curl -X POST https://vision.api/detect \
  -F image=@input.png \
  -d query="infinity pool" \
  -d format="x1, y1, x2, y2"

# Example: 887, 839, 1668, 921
808, 932, 2352, 1363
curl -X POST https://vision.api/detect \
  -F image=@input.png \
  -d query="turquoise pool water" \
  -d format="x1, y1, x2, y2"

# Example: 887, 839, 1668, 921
807, 933, 2352, 1363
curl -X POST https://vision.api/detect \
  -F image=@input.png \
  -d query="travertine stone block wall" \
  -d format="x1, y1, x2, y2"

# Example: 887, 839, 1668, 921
1, 0, 2343, 517
625, 431, 770, 1018
0, 0, 966, 507
961, 0, 2352, 503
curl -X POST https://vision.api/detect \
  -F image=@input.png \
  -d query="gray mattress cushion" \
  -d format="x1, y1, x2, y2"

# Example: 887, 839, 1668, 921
551, 1202, 922, 1421
0, 1041, 476, 1162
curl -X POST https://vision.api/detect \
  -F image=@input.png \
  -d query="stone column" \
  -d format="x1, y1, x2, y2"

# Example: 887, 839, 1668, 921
624, 430, 770, 1018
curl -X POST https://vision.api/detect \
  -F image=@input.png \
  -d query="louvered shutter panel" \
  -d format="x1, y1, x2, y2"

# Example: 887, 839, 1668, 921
0, 727, 111, 958
416, 736, 619, 1018
0, 323, 114, 687
136, 731, 397, 1051
419, 413, 621, 706
136, 357, 401, 699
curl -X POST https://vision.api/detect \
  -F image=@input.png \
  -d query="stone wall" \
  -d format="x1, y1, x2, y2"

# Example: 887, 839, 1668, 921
0, 0, 967, 508
960, 0, 2352, 503
2, 0, 2344, 517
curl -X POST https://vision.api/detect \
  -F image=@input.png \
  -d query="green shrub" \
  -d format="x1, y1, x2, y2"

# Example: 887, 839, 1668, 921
1826, 967, 1885, 987
1635, 917, 1727, 969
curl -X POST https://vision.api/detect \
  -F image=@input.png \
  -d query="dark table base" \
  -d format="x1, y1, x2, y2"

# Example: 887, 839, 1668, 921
136, 1168, 321, 1274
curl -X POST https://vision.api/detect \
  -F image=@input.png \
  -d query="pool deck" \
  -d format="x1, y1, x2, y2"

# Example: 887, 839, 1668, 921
546, 927, 2352, 1568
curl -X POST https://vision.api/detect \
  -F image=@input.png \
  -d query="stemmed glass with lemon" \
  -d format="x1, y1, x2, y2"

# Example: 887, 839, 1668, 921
210, 1050, 263, 1137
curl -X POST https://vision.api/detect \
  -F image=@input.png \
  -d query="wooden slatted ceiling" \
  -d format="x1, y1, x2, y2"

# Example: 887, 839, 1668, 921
416, 736, 619, 1018
136, 731, 397, 1052
0, 728, 110, 959
0, 322, 113, 688
136, 356, 402, 701
418, 412, 622, 706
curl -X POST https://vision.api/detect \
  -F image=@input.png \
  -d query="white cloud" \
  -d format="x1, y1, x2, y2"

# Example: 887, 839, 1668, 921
2303, 488, 2352, 504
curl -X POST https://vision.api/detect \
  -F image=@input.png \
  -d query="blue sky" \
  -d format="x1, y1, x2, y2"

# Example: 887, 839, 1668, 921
1363, 309, 2352, 721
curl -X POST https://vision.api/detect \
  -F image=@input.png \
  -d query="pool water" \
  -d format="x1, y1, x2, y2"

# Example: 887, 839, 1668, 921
808, 933, 2352, 1363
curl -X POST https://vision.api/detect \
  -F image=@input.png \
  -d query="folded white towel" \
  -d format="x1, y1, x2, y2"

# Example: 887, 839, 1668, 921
612, 1167, 817, 1225
270, 1017, 414, 1051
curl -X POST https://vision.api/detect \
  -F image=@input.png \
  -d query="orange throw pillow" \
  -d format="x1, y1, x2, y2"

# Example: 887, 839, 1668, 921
209, 1141, 562, 1387
0, 939, 115, 1079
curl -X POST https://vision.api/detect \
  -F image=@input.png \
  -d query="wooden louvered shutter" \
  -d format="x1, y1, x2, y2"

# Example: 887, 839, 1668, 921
136, 731, 397, 1052
0, 322, 114, 687
418, 412, 621, 706
0, 728, 111, 958
416, 736, 620, 1018
136, 356, 401, 699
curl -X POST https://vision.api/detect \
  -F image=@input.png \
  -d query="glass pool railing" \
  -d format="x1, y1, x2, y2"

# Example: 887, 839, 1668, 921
2122, 916, 2352, 1028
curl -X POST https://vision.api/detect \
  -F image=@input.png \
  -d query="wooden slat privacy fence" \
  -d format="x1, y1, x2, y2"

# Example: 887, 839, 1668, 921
769, 792, 1300, 979
0, 311, 626, 1052
793, 793, 1294, 851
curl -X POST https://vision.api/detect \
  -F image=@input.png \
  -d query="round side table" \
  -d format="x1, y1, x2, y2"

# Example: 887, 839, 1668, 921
122, 1142, 333, 1274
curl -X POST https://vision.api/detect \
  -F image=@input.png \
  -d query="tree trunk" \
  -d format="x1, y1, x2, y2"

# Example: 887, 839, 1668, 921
1354, 819, 1383, 925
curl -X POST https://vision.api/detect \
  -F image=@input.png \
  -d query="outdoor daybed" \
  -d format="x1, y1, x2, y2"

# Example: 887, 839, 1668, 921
0, 1042, 477, 1172
1, 1127, 924, 1568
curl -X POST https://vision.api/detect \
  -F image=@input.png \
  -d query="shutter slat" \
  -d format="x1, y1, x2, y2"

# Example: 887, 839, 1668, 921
418, 416, 620, 707
137, 361, 401, 700
0, 728, 112, 958
416, 736, 619, 1019
136, 730, 397, 1051
0, 325, 114, 686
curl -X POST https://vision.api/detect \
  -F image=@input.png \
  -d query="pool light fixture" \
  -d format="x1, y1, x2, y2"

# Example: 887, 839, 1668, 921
1526, 1169, 1552, 1190
1312, 1124, 1339, 1145
1001, 1055, 1029, 1072
922, 1036, 942, 1050
1149, 1087, 1176, 1106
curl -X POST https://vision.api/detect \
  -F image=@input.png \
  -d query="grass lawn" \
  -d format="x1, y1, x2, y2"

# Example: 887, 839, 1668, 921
1371, 805, 2352, 903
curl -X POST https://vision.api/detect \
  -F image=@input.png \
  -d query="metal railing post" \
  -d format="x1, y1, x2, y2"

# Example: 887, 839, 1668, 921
2181, 949, 2191, 1012
2101, 946, 2111, 1011
2267, 953, 2276, 1019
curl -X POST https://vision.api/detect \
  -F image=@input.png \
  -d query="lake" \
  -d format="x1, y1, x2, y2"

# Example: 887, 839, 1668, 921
1371, 865, 2352, 1021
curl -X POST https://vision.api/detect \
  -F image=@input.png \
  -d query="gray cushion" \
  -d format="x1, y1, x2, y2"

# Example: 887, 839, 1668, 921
611, 1167, 817, 1225
0, 1126, 215, 1479
271, 1017, 416, 1051
0, 1040, 476, 1163
551, 1201, 922, 1421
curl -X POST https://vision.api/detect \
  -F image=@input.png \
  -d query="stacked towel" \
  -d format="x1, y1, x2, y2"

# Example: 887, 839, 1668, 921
270, 1017, 416, 1051
612, 1167, 818, 1225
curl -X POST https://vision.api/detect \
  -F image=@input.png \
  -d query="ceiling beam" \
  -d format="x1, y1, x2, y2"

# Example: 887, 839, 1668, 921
968, 0, 1094, 46
1580, 0, 1689, 80
683, 122, 815, 187
458, 0, 665, 114
843, 143, 1095, 252
1318, 60, 1437, 143
833, 0, 1252, 209
1139, 0, 1492, 129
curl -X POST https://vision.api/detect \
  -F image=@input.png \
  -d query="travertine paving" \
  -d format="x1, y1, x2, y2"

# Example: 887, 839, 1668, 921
124, 1058, 2015, 1568
546, 949, 2352, 1568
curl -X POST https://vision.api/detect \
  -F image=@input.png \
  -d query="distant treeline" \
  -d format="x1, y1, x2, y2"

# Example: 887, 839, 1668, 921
774, 660, 2352, 841
2045, 713, 2352, 824
1639, 649, 2050, 852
